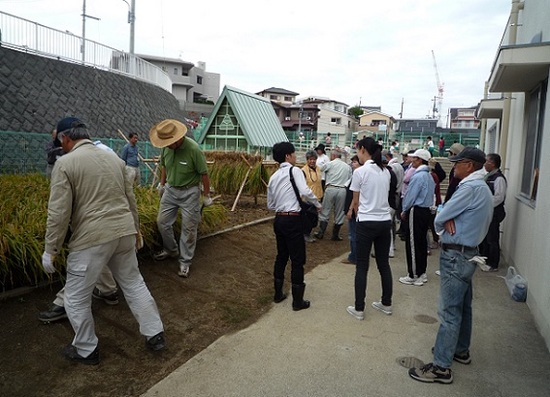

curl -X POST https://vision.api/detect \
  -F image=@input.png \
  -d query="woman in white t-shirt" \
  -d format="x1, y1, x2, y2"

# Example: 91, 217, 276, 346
345, 137, 394, 320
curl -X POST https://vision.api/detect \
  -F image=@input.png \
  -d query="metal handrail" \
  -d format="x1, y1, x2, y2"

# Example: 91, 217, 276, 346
0, 11, 171, 92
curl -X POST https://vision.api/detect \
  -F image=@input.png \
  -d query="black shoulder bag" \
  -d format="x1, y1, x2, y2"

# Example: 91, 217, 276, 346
289, 167, 319, 230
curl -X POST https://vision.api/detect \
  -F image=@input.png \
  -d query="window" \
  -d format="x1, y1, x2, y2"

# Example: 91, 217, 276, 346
284, 96, 292, 101
331, 118, 341, 125
521, 79, 547, 201
270, 95, 278, 100
174, 68, 178, 75
197, 76, 203, 84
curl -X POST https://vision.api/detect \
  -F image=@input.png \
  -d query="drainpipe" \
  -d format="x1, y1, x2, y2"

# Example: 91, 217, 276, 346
479, 81, 488, 150
499, 0, 524, 170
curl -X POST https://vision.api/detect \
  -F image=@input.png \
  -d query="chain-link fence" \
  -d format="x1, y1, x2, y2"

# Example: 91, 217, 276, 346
0, 131, 161, 185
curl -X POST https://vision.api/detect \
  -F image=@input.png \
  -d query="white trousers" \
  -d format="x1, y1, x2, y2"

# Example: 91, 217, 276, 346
125, 165, 141, 186
64, 234, 163, 357
53, 266, 117, 307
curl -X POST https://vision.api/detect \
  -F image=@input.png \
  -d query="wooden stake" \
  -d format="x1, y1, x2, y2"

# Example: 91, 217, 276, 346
231, 167, 251, 212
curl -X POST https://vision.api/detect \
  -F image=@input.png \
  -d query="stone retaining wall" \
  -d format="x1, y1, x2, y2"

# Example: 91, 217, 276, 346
0, 46, 186, 138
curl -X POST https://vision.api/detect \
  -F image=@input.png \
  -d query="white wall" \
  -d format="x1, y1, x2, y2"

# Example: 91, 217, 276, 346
497, 0, 550, 350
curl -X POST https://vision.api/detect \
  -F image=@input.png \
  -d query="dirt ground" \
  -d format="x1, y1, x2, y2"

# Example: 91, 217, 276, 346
0, 195, 349, 397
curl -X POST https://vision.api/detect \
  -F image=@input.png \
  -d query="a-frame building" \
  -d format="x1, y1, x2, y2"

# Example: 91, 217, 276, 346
197, 85, 288, 157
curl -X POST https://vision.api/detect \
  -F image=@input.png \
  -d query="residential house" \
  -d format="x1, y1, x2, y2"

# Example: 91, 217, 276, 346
301, 96, 358, 147
477, 0, 550, 351
357, 109, 395, 145
137, 54, 220, 117
449, 106, 481, 129
257, 88, 319, 141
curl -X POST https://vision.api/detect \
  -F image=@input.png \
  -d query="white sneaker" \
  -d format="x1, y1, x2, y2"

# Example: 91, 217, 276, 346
399, 276, 418, 285
346, 306, 365, 320
371, 301, 392, 315
413, 278, 425, 286
435, 270, 441, 276
419, 273, 428, 283
178, 264, 190, 278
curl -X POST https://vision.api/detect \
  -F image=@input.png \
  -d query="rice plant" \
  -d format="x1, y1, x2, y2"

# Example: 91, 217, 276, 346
0, 175, 227, 291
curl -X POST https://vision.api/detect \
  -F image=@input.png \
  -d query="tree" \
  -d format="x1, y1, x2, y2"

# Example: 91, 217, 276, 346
348, 106, 363, 119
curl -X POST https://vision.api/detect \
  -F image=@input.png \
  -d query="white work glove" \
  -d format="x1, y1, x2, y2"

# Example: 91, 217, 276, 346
41, 252, 56, 274
157, 183, 165, 198
202, 195, 213, 207
469, 255, 491, 272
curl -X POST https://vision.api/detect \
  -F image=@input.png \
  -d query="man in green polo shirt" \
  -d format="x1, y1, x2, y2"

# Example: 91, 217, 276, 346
150, 119, 212, 278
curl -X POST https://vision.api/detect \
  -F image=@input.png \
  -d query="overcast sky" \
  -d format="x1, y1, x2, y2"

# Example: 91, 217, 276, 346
1, 0, 512, 124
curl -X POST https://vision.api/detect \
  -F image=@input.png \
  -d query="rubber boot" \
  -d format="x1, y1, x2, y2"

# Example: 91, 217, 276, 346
331, 224, 343, 241
292, 283, 311, 311
273, 278, 287, 303
314, 221, 328, 240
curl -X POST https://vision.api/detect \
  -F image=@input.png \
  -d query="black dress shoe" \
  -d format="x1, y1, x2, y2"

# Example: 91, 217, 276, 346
146, 332, 166, 351
38, 304, 67, 323
63, 345, 100, 365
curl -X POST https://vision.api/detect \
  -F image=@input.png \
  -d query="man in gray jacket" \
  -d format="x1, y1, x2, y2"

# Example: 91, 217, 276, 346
42, 117, 165, 365
314, 148, 352, 241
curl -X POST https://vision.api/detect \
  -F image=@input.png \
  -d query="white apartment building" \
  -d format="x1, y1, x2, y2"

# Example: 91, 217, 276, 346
477, 0, 550, 351
138, 54, 220, 114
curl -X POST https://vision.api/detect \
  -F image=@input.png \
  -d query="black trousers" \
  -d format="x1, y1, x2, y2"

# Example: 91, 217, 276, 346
480, 212, 504, 268
273, 215, 306, 285
404, 206, 431, 278
354, 220, 393, 310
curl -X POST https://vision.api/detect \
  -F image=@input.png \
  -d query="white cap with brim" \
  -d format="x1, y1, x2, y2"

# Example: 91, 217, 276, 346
410, 149, 431, 162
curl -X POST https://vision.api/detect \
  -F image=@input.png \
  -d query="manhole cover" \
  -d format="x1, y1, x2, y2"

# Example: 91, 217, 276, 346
396, 356, 425, 369
414, 314, 438, 324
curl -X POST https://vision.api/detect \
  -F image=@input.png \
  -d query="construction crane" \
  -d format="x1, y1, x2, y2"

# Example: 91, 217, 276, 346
431, 50, 444, 125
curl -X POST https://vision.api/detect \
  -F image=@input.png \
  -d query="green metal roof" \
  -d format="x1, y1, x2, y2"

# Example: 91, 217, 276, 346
197, 85, 288, 148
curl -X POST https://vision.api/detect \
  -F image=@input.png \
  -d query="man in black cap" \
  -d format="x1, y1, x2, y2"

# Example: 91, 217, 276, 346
42, 117, 165, 364
409, 147, 493, 384
38, 117, 119, 324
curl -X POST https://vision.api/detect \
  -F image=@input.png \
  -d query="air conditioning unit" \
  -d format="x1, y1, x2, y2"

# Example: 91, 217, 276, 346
284, 117, 291, 121
306, 117, 311, 120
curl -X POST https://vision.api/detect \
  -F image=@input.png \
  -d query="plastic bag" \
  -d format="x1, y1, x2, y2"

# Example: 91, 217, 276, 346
504, 267, 527, 302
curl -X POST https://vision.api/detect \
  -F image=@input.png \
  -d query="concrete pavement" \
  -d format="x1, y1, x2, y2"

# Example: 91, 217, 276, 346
142, 240, 550, 397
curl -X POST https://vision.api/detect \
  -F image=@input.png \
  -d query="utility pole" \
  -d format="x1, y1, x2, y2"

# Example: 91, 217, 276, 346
81, 0, 100, 63
129, 0, 136, 54
122, 0, 136, 54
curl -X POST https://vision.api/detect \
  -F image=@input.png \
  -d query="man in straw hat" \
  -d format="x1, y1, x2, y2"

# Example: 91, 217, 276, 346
150, 119, 212, 278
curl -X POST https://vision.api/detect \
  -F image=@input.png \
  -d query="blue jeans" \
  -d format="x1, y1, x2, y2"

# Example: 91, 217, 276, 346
347, 217, 357, 262
433, 247, 477, 368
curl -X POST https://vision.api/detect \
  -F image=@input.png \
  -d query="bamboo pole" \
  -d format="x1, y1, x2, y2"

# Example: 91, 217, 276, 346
231, 167, 251, 212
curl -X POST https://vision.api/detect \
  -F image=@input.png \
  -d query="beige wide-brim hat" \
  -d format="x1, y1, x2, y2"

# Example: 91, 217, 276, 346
149, 119, 188, 148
